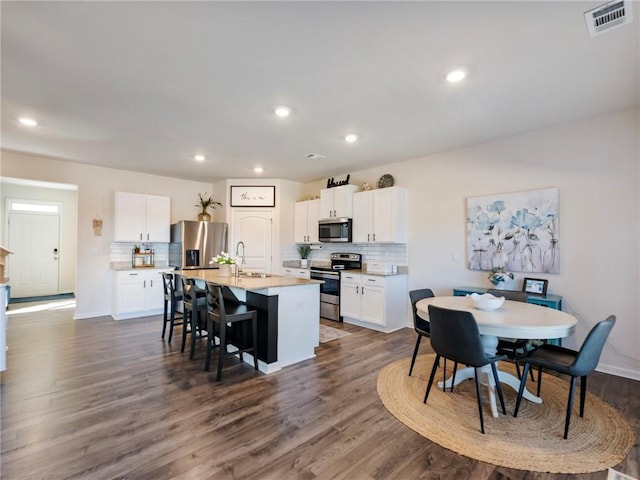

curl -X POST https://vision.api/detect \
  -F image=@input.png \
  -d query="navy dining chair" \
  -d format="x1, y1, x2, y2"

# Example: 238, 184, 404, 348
424, 305, 507, 434
513, 315, 615, 439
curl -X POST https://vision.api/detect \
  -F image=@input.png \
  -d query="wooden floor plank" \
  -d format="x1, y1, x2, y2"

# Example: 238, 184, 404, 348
1, 301, 638, 480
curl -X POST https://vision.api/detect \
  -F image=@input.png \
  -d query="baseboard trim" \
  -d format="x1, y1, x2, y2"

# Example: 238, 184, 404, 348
596, 363, 640, 381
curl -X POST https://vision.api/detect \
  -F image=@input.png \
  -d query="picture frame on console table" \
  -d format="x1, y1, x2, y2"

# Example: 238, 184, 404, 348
230, 186, 276, 207
522, 277, 548, 296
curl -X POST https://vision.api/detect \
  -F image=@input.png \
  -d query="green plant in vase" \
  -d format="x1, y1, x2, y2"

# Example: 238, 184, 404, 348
297, 244, 311, 267
196, 192, 222, 221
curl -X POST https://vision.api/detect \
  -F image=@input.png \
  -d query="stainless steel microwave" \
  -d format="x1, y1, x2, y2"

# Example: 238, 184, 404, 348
319, 218, 352, 243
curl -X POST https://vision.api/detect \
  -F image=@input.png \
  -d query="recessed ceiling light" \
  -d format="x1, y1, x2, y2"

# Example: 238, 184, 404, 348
445, 69, 467, 83
194, 154, 205, 162
254, 167, 264, 173
345, 134, 358, 143
19, 117, 37, 127
274, 106, 291, 117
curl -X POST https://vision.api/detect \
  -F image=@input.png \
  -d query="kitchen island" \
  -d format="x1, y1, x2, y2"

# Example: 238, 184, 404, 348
177, 269, 322, 374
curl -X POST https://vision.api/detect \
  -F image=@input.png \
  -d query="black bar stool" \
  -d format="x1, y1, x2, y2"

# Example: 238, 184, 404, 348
161, 272, 183, 343
180, 277, 207, 359
205, 282, 258, 381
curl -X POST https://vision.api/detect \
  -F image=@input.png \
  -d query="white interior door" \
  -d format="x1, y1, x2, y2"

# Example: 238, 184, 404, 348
231, 210, 273, 273
7, 212, 60, 297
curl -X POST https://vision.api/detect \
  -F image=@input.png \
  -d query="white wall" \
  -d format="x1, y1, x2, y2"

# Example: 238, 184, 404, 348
0, 150, 217, 318
303, 109, 639, 379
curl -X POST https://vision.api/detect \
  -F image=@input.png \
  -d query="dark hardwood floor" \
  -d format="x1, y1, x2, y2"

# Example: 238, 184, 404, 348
1, 299, 638, 480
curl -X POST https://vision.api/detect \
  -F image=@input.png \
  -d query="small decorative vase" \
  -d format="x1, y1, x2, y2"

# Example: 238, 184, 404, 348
300, 259, 308, 267
219, 264, 233, 277
494, 278, 516, 290
198, 212, 212, 222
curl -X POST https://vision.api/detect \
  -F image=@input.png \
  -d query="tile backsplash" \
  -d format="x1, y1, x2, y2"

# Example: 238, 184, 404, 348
283, 243, 408, 267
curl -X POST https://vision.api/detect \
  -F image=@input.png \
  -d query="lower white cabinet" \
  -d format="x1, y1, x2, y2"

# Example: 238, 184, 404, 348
340, 273, 407, 332
112, 268, 172, 320
282, 267, 311, 279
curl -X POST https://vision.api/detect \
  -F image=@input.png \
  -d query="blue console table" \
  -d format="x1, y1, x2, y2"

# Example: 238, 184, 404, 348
452, 286, 562, 310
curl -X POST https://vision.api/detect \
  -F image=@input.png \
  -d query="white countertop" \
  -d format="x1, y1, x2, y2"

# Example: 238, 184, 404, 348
177, 269, 322, 290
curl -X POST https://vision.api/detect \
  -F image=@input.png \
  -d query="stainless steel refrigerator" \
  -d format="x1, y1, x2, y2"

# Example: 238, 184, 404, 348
169, 221, 228, 270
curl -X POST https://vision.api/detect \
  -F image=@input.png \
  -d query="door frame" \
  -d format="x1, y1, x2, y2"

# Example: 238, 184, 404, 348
5, 197, 64, 296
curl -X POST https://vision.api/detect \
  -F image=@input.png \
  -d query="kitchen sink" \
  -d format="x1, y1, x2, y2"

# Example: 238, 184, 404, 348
238, 271, 272, 278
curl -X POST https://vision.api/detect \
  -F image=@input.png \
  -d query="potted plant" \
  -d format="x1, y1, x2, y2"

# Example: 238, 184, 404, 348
297, 244, 311, 267
210, 251, 237, 277
196, 192, 222, 221
488, 267, 516, 290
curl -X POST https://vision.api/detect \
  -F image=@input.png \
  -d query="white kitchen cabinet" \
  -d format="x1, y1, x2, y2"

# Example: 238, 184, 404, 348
294, 199, 320, 243
282, 267, 311, 280
340, 272, 407, 332
114, 192, 171, 243
319, 184, 359, 219
112, 268, 171, 320
352, 186, 407, 243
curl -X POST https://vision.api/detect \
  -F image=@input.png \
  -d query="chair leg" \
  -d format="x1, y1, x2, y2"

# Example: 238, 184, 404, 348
168, 302, 176, 344
513, 363, 530, 417
579, 375, 587, 417
408, 335, 422, 376
423, 355, 440, 403
216, 323, 227, 382
189, 309, 198, 360
252, 313, 258, 371
490, 361, 507, 415
180, 310, 189, 353
162, 299, 168, 339
564, 376, 577, 439
473, 367, 485, 434
536, 366, 543, 397
442, 357, 447, 392
204, 317, 213, 371
451, 361, 458, 392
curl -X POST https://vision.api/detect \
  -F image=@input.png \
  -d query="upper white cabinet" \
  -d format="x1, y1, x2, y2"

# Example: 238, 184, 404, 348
319, 184, 359, 219
114, 192, 171, 243
352, 186, 407, 244
294, 199, 320, 243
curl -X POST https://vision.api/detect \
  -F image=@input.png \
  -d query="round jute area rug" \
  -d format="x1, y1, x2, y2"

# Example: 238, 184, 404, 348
377, 354, 636, 474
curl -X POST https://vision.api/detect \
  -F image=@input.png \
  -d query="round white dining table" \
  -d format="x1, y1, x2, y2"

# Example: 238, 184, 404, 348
416, 295, 578, 417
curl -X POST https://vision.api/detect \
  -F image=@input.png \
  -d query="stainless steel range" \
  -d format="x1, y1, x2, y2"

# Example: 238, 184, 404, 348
310, 253, 362, 322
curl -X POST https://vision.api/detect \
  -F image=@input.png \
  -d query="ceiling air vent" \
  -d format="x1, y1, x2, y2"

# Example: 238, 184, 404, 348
305, 153, 326, 160
585, 0, 632, 37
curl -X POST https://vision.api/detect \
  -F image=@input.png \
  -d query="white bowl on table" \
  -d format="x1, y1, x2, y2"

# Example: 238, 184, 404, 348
469, 293, 505, 311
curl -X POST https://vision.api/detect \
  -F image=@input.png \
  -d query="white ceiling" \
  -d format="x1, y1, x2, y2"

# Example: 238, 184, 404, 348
1, 1, 638, 183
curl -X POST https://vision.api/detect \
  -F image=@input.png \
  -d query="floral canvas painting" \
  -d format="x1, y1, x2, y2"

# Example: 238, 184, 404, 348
467, 188, 559, 273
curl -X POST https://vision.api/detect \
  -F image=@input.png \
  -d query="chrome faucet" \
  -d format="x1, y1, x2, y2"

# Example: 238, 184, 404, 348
235, 241, 246, 277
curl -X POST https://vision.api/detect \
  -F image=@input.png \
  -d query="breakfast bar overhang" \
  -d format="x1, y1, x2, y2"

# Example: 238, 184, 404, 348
177, 270, 322, 374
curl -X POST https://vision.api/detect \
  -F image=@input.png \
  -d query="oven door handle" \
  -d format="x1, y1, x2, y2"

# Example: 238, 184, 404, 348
311, 271, 340, 280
